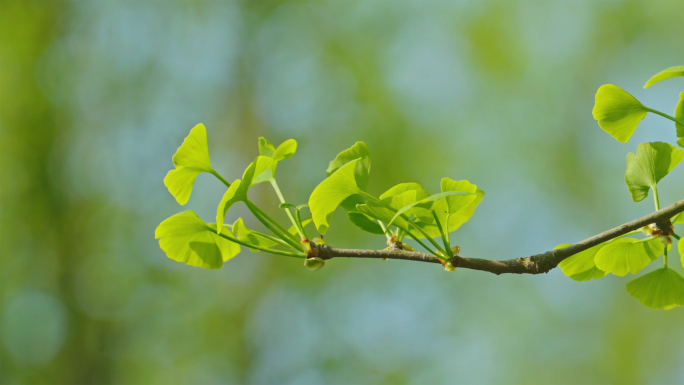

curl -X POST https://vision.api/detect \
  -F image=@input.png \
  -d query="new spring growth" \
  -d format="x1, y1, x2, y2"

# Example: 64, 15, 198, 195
302, 238, 325, 271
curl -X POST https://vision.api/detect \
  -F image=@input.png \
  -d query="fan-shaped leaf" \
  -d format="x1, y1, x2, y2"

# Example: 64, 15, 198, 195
643, 66, 684, 88
155, 211, 240, 269
594, 237, 663, 276
556, 242, 607, 281
387, 191, 477, 229
164, 124, 215, 204
309, 159, 364, 234
626, 268, 684, 309
326, 142, 371, 190
254, 138, 297, 184
625, 142, 684, 202
592, 85, 648, 143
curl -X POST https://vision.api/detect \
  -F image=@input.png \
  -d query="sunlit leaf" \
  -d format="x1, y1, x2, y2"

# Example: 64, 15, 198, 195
348, 212, 385, 235
387, 191, 477, 229
626, 268, 684, 309
592, 85, 648, 143
326, 142, 371, 190
232, 218, 279, 252
643, 66, 684, 88
356, 199, 413, 232
164, 124, 215, 204
594, 237, 663, 276
216, 156, 274, 233
379, 183, 430, 202
672, 211, 684, 225
309, 159, 364, 234
155, 211, 240, 269
254, 138, 297, 184
679, 138, 684, 149
625, 142, 684, 202
568, 266, 608, 282
555, 242, 607, 281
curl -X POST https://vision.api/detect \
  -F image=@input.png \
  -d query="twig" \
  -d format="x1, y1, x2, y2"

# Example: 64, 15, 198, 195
315, 199, 684, 275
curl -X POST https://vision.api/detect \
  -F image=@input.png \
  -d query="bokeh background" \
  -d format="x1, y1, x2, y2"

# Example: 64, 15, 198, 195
2, 0, 684, 384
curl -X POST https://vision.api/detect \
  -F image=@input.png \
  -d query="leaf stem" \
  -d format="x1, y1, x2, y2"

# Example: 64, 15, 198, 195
653, 185, 661, 211
664, 244, 668, 268
210, 170, 231, 188
673, 233, 680, 240
407, 219, 448, 256
377, 220, 391, 241
432, 210, 453, 257
270, 179, 306, 238
211, 226, 306, 258
245, 200, 303, 250
645, 107, 684, 127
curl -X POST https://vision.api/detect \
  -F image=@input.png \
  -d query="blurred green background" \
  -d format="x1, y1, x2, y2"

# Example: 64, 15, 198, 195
1, 1, 684, 384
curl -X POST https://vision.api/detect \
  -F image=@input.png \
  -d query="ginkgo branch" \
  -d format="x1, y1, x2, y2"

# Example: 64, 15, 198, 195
313, 198, 684, 275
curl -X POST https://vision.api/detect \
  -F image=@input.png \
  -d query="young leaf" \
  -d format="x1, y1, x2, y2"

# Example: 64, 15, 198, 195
309, 159, 364, 234
679, 240, 684, 269
386, 191, 477, 229
411, 180, 484, 238
379, 183, 430, 202
625, 142, 684, 202
216, 156, 274, 233
676, 92, 684, 138
253, 138, 297, 184
594, 237, 663, 276
326, 142, 371, 190
672, 211, 684, 225
347, 212, 385, 235
643, 66, 684, 88
288, 218, 312, 235
232, 218, 279, 252
626, 268, 684, 309
155, 211, 240, 269
592, 85, 648, 143
555, 243, 607, 281
164, 124, 215, 204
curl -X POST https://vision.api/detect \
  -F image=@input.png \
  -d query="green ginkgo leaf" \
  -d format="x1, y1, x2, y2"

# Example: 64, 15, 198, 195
347, 212, 385, 235
672, 212, 684, 225
216, 156, 274, 233
386, 191, 477, 229
626, 268, 684, 309
592, 85, 648, 143
594, 237, 663, 277
309, 159, 364, 234
568, 267, 608, 282
164, 124, 215, 204
556, 242, 607, 281
676, 92, 684, 138
643, 66, 684, 88
625, 142, 684, 202
253, 138, 297, 185
155, 211, 241, 269
326, 142, 371, 190
356, 199, 414, 233
232, 218, 279, 252
413, 180, 484, 238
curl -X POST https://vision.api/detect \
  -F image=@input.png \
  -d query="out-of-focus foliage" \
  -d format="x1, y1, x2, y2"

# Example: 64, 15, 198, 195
2, 0, 684, 384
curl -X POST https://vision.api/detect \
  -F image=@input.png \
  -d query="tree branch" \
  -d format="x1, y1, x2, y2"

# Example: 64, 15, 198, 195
316, 199, 684, 275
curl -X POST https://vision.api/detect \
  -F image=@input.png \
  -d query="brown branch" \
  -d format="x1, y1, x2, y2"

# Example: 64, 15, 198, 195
316, 199, 684, 275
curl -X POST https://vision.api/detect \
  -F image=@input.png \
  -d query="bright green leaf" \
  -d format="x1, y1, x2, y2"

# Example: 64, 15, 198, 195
387, 191, 477, 229
568, 267, 608, 282
379, 183, 430, 201
164, 124, 214, 204
679, 138, 684, 149
592, 84, 648, 143
348, 212, 385, 235
288, 218, 312, 236
309, 159, 364, 235
232, 218, 279, 252
556, 243, 606, 280
625, 142, 684, 202
326, 142, 371, 190
273, 139, 297, 161
643, 66, 684, 88
356, 199, 413, 232
626, 268, 684, 309
672, 212, 684, 225
279, 203, 297, 209
253, 138, 297, 184
155, 211, 240, 269
216, 180, 243, 233
258, 137, 276, 157
594, 237, 663, 276
679, 240, 684, 269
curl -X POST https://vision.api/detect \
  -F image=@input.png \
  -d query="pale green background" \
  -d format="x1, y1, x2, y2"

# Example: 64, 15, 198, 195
1, 1, 684, 384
